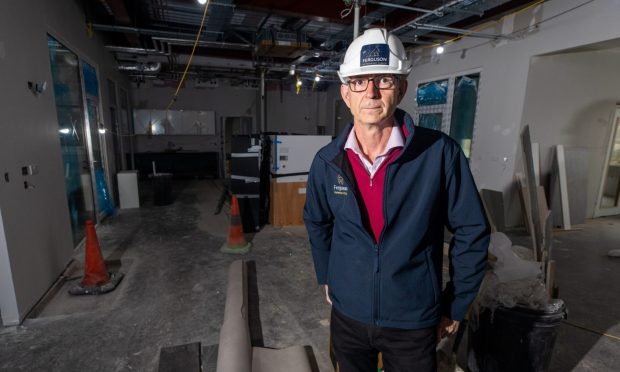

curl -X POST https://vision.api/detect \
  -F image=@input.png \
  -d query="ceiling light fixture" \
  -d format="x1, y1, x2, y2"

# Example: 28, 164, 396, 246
197, 0, 207, 5
314, 74, 321, 82
289, 65, 296, 76
436, 45, 445, 54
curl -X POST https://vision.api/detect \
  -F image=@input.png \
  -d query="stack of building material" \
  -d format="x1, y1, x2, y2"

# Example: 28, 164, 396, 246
230, 136, 261, 232
269, 135, 331, 226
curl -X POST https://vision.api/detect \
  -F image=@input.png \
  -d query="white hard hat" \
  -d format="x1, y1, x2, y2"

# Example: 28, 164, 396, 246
338, 28, 412, 84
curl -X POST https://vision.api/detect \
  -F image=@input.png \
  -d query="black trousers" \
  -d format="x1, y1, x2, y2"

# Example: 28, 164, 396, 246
331, 308, 437, 372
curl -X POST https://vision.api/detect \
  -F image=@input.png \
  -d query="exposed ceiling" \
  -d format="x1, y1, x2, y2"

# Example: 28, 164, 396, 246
87, 0, 539, 84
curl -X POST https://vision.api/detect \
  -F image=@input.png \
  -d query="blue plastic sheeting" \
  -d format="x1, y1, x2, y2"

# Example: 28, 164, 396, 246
449, 75, 479, 158
95, 168, 116, 217
82, 62, 99, 98
419, 113, 443, 130
416, 79, 448, 106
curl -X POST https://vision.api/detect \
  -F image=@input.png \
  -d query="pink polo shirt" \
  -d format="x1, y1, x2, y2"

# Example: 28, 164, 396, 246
345, 125, 405, 242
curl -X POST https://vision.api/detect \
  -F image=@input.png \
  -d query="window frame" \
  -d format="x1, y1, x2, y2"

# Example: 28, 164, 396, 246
414, 68, 482, 158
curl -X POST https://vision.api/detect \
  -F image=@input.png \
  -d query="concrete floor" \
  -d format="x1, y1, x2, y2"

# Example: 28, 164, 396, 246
0, 179, 618, 371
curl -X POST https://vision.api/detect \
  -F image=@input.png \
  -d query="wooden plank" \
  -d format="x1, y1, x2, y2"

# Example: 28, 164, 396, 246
269, 180, 307, 226
556, 145, 572, 230
158, 342, 201, 372
521, 126, 544, 261
532, 142, 540, 186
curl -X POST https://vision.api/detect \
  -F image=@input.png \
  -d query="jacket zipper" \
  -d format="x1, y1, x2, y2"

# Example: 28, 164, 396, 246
374, 162, 397, 327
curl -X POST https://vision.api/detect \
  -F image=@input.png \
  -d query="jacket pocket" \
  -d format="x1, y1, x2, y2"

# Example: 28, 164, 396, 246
425, 249, 440, 303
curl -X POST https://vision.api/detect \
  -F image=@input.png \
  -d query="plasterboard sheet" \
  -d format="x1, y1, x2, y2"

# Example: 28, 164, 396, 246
551, 146, 587, 227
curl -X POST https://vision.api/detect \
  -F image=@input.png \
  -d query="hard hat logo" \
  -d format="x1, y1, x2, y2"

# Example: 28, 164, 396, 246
338, 28, 412, 84
360, 44, 389, 66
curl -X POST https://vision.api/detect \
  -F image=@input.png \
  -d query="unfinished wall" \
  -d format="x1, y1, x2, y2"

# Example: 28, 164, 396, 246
0, 0, 129, 324
131, 80, 341, 139
265, 83, 340, 135
401, 0, 620, 226
521, 49, 620, 218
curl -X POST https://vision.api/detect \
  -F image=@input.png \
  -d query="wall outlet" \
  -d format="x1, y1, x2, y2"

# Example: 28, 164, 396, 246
21, 165, 38, 176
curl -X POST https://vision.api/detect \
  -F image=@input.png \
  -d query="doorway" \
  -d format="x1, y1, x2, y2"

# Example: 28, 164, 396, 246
595, 107, 620, 217
48, 36, 112, 246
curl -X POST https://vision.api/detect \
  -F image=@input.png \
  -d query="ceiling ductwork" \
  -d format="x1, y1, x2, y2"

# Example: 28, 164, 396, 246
117, 62, 162, 73
87, 0, 538, 82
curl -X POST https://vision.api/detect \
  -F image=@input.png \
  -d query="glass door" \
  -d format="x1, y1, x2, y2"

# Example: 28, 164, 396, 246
48, 36, 96, 246
81, 61, 114, 217
595, 107, 620, 217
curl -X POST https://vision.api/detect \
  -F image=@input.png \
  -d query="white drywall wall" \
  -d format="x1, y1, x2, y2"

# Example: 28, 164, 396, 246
0, 0, 129, 324
522, 50, 620, 218
401, 0, 620, 226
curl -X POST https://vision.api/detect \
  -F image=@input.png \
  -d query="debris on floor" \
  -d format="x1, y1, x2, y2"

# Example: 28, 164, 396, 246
608, 249, 620, 257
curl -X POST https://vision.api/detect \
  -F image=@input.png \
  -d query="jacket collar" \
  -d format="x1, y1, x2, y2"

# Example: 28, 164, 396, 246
321, 108, 416, 162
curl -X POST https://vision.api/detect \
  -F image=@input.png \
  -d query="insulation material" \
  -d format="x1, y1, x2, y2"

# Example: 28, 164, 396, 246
477, 232, 548, 311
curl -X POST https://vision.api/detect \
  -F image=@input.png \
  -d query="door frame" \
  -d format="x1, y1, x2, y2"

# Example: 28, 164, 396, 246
594, 106, 620, 217
79, 58, 109, 222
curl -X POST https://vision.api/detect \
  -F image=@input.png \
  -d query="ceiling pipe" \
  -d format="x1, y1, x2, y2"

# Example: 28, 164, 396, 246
118, 62, 162, 73
91, 23, 221, 39
392, 0, 468, 34
151, 36, 252, 50
289, 50, 339, 66
353, 1, 361, 38
410, 23, 510, 40
366, 1, 442, 16
105, 46, 168, 55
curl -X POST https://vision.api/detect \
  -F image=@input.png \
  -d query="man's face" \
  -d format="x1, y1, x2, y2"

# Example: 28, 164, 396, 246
341, 74, 408, 127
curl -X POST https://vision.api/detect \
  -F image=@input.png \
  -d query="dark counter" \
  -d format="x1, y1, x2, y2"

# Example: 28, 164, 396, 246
130, 152, 219, 179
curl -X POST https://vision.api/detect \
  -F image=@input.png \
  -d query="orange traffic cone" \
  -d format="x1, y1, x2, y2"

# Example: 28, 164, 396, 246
69, 220, 124, 295
221, 195, 251, 254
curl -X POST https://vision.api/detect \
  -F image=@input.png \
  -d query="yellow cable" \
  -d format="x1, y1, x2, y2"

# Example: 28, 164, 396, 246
166, 0, 211, 110
563, 320, 620, 341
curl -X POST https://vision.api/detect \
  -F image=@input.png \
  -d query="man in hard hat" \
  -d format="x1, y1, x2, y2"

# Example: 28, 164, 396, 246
304, 28, 489, 372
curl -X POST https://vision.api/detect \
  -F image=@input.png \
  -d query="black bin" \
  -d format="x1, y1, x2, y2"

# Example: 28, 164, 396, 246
468, 304, 567, 372
152, 173, 173, 206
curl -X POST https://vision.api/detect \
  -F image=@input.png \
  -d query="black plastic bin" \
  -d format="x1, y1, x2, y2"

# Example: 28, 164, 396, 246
468, 304, 567, 372
152, 173, 173, 206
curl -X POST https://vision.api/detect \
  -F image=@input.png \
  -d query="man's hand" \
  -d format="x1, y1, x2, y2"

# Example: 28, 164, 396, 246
324, 285, 332, 305
437, 316, 459, 340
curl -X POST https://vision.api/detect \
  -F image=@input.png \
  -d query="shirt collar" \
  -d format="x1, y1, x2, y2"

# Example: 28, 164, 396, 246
344, 123, 405, 158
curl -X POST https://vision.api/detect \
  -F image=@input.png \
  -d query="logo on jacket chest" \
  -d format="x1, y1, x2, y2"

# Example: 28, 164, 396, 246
333, 174, 348, 196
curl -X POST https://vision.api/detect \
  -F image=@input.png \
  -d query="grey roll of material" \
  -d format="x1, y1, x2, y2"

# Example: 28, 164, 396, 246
216, 260, 252, 372
252, 346, 312, 372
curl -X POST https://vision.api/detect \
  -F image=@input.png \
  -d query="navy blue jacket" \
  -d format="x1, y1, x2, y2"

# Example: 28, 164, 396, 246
303, 109, 489, 329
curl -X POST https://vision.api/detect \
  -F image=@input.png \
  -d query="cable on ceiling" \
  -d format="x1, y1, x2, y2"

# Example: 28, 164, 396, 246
165, 0, 211, 110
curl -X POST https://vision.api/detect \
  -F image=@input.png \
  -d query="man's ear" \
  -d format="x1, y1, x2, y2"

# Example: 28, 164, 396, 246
340, 84, 351, 108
